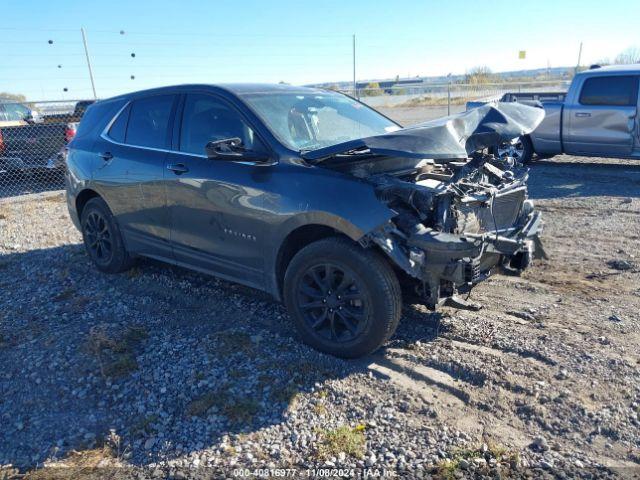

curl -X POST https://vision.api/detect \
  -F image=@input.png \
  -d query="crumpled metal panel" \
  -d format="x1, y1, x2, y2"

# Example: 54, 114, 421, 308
303, 102, 545, 162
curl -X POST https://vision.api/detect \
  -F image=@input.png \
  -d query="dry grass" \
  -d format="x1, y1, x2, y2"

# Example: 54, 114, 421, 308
317, 425, 366, 459
23, 446, 132, 480
130, 414, 159, 438
44, 193, 65, 203
186, 388, 260, 424
435, 442, 520, 479
185, 392, 218, 417
271, 382, 300, 408
213, 330, 255, 356
313, 403, 327, 415
53, 288, 76, 302
85, 325, 148, 378
126, 266, 143, 279
223, 397, 260, 424
102, 354, 138, 377
398, 95, 470, 108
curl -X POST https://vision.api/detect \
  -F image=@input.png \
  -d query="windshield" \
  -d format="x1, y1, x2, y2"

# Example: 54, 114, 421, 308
241, 91, 400, 152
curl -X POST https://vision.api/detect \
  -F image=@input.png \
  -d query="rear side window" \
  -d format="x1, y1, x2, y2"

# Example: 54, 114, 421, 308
125, 95, 175, 148
579, 76, 639, 106
107, 104, 130, 143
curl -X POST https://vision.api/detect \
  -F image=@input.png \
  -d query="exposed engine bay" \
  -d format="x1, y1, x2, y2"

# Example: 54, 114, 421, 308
311, 103, 547, 310
319, 151, 543, 309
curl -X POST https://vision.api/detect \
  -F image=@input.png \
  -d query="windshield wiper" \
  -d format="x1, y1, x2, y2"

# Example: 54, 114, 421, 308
338, 146, 372, 155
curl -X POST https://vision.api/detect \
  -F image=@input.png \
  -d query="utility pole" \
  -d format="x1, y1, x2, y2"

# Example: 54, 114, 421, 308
352, 34, 357, 98
81, 27, 97, 99
447, 73, 452, 116
575, 42, 583, 75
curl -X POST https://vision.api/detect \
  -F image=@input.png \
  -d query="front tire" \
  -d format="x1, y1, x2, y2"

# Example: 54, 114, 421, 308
283, 237, 401, 358
81, 197, 133, 274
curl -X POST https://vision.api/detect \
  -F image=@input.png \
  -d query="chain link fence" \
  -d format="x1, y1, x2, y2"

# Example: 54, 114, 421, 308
0, 80, 570, 205
342, 80, 571, 126
0, 99, 94, 202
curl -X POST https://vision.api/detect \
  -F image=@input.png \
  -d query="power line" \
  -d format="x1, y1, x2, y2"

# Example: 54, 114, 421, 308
0, 27, 79, 32
0, 40, 80, 44
89, 29, 351, 38
0, 27, 350, 38
4, 52, 351, 58
6, 60, 354, 69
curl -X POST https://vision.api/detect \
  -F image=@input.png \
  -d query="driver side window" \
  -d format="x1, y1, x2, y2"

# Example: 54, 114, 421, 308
179, 93, 262, 155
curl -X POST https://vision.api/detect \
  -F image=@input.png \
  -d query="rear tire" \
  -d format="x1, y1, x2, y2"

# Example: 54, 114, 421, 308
81, 197, 134, 274
493, 135, 534, 164
283, 237, 401, 358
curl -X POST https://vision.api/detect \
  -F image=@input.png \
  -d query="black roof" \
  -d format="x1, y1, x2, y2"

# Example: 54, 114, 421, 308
216, 83, 329, 95
100, 83, 331, 104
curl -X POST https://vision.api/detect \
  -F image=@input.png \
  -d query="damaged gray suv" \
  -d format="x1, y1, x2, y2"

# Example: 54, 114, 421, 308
66, 84, 544, 358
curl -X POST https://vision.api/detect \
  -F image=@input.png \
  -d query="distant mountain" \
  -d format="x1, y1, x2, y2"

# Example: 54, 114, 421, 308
308, 66, 574, 89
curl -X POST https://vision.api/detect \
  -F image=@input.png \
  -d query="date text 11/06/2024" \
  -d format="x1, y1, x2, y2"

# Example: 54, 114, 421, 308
232, 467, 396, 477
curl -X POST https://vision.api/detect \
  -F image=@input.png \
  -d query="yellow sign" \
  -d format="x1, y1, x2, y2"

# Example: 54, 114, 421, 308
518, 50, 526, 59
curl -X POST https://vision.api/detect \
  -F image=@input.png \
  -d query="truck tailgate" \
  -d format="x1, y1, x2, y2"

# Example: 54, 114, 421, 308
0, 122, 67, 168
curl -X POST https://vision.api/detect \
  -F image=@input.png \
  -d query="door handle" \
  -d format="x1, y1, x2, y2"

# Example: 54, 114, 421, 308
167, 163, 189, 174
575, 112, 591, 117
99, 151, 113, 161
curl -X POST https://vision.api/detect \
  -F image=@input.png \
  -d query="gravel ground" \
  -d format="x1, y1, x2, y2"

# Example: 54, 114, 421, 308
1, 155, 640, 479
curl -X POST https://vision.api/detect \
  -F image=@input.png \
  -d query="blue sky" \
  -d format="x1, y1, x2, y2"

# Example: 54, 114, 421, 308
1, 0, 638, 100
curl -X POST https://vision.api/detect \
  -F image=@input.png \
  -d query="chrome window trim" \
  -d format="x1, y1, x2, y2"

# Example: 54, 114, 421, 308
99, 98, 275, 166
100, 100, 198, 156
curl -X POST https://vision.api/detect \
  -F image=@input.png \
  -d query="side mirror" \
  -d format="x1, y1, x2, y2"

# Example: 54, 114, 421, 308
205, 137, 269, 163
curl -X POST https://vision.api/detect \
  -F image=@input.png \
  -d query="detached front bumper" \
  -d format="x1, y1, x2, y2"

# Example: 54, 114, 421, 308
468, 209, 545, 269
370, 209, 544, 310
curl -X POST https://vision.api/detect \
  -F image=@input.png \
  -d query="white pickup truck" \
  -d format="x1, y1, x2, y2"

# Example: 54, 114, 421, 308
468, 64, 640, 162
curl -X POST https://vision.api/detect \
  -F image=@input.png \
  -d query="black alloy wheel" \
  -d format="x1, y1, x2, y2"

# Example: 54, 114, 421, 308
296, 262, 369, 343
84, 210, 113, 265
80, 197, 134, 274
284, 237, 402, 358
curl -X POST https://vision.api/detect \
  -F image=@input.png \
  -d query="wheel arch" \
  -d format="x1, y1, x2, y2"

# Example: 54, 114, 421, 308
75, 188, 102, 220
274, 224, 348, 300
268, 205, 396, 300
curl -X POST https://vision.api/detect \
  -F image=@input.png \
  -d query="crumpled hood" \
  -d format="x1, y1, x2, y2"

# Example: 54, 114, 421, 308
302, 102, 545, 162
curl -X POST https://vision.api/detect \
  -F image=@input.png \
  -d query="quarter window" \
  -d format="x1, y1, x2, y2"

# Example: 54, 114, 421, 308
579, 76, 639, 106
124, 95, 175, 148
107, 104, 130, 143
179, 93, 262, 155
